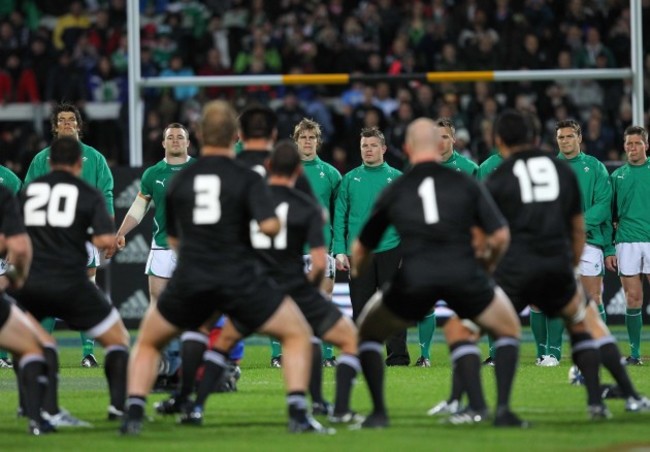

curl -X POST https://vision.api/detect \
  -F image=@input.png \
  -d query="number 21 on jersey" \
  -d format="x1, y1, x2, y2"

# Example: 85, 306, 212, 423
24, 183, 79, 227
250, 202, 288, 249
512, 157, 559, 203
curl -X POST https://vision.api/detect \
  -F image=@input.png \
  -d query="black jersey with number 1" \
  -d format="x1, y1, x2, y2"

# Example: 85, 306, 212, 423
359, 161, 506, 280
20, 171, 114, 279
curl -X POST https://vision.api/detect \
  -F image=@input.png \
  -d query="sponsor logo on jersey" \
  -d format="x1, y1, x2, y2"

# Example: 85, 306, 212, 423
353, 177, 361, 182
115, 178, 141, 209
606, 287, 627, 315
155, 179, 165, 187
82, 156, 88, 162
119, 289, 149, 319
387, 177, 393, 183
115, 233, 150, 264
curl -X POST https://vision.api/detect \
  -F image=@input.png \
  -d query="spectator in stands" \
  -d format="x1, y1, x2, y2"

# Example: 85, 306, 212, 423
45, 50, 87, 105
0, 52, 39, 103
374, 82, 398, 118
87, 8, 121, 56
110, 32, 128, 74
160, 54, 198, 102
72, 32, 99, 73
575, 27, 616, 69
413, 83, 438, 119
52, 1, 90, 51
275, 90, 307, 141
24, 37, 53, 99
582, 114, 616, 162
197, 48, 233, 101
152, 27, 178, 70
0, 20, 19, 65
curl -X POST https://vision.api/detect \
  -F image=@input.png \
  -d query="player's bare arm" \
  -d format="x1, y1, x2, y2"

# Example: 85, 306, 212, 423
480, 226, 510, 273
107, 192, 152, 259
4, 233, 32, 289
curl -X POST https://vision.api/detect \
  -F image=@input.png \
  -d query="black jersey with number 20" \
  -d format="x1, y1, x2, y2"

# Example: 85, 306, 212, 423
21, 171, 114, 279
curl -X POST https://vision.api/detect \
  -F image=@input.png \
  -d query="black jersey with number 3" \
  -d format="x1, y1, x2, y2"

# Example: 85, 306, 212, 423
166, 155, 276, 268
251, 185, 324, 282
485, 149, 582, 258
358, 161, 506, 279
20, 171, 114, 278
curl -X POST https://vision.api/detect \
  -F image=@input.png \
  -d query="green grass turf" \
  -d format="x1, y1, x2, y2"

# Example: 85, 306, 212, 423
1, 330, 649, 451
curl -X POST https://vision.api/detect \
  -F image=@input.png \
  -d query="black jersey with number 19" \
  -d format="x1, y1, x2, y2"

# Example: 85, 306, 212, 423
485, 149, 582, 313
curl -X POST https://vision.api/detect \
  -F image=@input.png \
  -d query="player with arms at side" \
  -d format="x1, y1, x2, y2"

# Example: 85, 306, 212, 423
606, 126, 650, 365
293, 118, 341, 368
352, 118, 524, 428
120, 100, 318, 435
18, 137, 130, 426
106, 123, 195, 393
24, 102, 114, 368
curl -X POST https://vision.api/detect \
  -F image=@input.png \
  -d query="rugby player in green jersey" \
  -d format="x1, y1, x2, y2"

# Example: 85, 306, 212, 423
24, 103, 114, 368
606, 126, 650, 365
293, 118, 342, 367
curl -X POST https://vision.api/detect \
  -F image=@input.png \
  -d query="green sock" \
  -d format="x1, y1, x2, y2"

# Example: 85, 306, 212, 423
488, 336, 495, 360
41, 317, 56, 334
322, 342, 334, 360
625, 308, 643, 359
0, 349, 8, 359
598, 303, 607, 324
270, 339, 282, 358
81, 333, 95, 357
546, 317, 564, 361
529, 309, 547, 358
417, 312, 436, 360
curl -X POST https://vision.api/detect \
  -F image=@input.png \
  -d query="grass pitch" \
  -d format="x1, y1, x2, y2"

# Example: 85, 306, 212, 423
0, 331, 649, 451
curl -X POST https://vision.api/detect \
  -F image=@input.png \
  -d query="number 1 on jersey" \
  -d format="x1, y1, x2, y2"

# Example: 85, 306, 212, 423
418, 177, 440, 224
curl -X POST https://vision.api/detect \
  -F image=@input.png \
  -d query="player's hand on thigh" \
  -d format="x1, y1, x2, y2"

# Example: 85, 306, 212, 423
605, 255, 617, 273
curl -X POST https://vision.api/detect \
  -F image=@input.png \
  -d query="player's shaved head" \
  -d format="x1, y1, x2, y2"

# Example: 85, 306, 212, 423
200, 100, 238, 149
269, 139, 301, 177
405, 118, 442, 162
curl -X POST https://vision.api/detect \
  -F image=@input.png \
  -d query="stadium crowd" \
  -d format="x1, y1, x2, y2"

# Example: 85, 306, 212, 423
0, 0, 649, 173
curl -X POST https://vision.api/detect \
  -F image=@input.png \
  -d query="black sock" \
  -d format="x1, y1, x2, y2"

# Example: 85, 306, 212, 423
287, 391, 308, 422
450, 341, 486, 412
12, 361, 27, 415
359, 341, 386, 416
179, 331, 208, 399
598, 337, 639, 399
449, 367, 463, 402
104, 345, 129, 411
194, 349, 228, 408
494, 337, 519, 411
571, 332, 602, 406
20, 356, 48, 423
43, 345, 60, 415
333, 354, 359, 415
125, 395, 146, 420
309, 340, 324, 403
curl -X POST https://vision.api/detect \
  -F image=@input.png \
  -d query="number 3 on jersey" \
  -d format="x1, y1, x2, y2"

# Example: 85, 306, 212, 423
24, 183, 79, 227
512, 157, 559, 203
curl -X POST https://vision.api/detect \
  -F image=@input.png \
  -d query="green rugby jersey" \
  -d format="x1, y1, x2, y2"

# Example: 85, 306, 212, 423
477, 153, 504, 181
25, 142, 114, 215
611, 158, 650, 243
302, 156, 342, 252
141, 157, 195, 248
557, 152, 612, 249
0, 165, 22, 194
333, 162, 401, 255
441, 150, 478, 176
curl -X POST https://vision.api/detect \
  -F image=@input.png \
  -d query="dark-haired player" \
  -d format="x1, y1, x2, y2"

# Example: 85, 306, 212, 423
19, 136, 129, 426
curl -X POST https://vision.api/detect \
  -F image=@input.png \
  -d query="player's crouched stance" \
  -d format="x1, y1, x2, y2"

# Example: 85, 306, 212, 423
0, 202, 53, 435
120, 100, 328, 436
